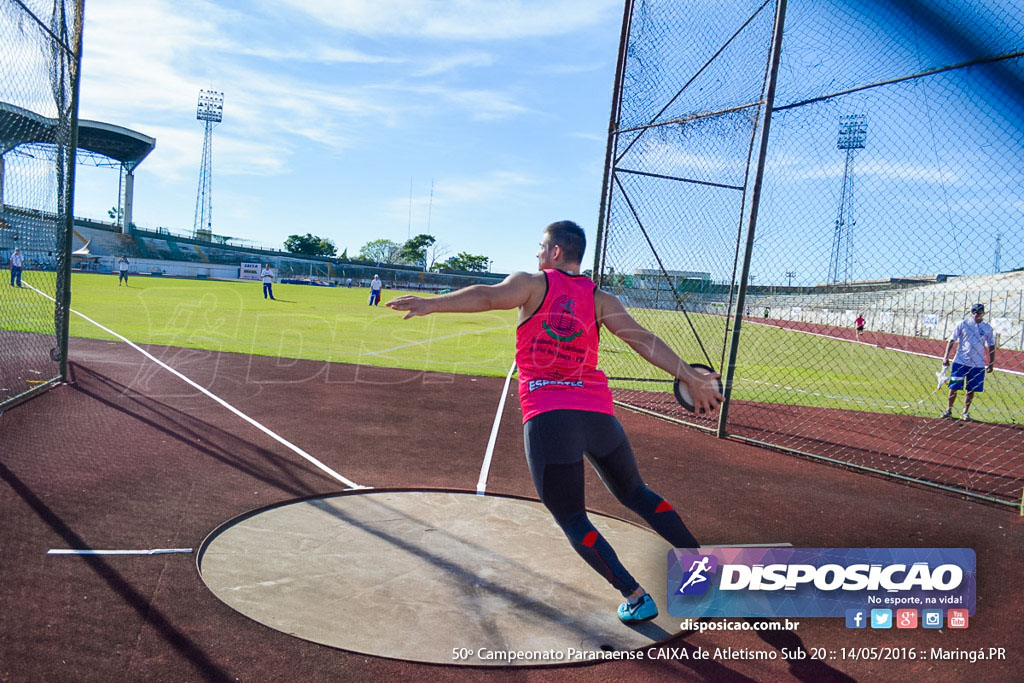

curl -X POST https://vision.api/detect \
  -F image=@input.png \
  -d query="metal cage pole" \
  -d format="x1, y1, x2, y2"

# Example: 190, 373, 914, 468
57, 0, 85, 383
717, 0, 788, 438
593, 0, 634, 285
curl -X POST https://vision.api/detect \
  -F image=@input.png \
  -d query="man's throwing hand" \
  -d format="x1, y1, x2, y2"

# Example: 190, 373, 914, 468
386, 296, 433, 319
680, 370, 725, 415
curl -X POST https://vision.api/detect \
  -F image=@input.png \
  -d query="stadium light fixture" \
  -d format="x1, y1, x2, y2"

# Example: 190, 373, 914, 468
197, 89, 224, 123
837, 114, 867, 150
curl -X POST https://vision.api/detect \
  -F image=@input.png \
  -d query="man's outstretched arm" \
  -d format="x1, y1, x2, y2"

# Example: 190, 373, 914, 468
387, 271, 536, 319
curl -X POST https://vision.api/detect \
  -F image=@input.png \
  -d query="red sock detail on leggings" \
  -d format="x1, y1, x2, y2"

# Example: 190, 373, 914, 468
655, 501, 673, 513
582, 531, 599, 547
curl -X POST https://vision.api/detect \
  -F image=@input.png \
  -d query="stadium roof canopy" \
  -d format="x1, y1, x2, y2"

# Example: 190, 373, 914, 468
0, 101, 155, 168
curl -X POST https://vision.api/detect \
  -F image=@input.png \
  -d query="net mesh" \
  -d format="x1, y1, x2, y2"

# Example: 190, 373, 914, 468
597, 0, 1024, 506
1, 0, 80, 408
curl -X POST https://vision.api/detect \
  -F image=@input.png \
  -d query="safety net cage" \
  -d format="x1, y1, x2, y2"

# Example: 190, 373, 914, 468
595, 0, 1024, 507
0, 0, 83, 410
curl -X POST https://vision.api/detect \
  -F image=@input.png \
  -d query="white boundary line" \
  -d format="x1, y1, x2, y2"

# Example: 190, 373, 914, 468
28, 284, 367, 491
749, 319, 1024, 377
48, 548, 193, 555
476, 361, 517, 495
363, 323, 513, 356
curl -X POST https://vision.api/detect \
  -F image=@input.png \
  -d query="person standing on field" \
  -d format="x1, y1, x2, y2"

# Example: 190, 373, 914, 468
117, 255, 130, 286
369, 274, 382, 306
261, 264, 276, 300
940, 303, 995, 422
10, 247, 24, 287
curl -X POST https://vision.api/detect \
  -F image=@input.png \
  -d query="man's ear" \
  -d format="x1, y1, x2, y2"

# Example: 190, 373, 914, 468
551, 243, 563, 262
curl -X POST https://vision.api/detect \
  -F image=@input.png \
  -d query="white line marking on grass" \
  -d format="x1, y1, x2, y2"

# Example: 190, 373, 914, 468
28, 285, 367, 491
748, 320, 1024, 377
477, 361, 517, 496
364, 324, 513, 356
48, 548, 193, 555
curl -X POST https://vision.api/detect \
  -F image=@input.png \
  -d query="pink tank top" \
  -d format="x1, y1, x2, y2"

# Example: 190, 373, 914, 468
515, 269, 614, 422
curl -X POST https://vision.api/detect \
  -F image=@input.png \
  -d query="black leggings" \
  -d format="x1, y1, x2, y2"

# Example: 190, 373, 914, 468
523, 410, 699, 597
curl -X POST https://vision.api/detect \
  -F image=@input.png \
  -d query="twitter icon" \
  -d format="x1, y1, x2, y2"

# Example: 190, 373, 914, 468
870, 609, 892, 629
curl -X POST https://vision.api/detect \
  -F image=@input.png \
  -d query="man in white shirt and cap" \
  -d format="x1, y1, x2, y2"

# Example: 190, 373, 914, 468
941, 303, 996, 422
368, 274, 382, 306
261, 264, 276, 300
10, 247, 23, 287
117, 255, 130, 286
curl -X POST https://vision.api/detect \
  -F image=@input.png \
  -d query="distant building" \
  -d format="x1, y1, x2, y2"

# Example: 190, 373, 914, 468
633, 268, 712, 291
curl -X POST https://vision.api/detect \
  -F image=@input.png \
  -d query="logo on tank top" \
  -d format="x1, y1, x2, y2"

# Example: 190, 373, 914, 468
542, 295, 583, 342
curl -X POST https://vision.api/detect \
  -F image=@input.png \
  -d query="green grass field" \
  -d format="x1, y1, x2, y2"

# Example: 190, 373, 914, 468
9, 271, 1022, 424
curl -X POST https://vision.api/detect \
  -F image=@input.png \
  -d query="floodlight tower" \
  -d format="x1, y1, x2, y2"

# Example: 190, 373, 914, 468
993, 230, 1002, 272
193, 89, 224, 239
828, 114, 867, 285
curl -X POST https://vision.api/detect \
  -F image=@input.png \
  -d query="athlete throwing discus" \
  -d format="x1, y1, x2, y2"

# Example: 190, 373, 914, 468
388, 220, 724, 624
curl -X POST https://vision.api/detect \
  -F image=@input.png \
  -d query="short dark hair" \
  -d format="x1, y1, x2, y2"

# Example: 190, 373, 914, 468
544, 220, 586, 264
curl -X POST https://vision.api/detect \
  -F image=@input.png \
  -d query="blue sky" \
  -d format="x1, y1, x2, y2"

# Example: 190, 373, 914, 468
67, 0, 1023, 283
72, 0, 625, 273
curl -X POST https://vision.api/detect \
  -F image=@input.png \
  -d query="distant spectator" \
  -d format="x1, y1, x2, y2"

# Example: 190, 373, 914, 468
369, 274, 382, 306
10, 247, 24, 287
117, 255, 130, 286
261, 264, 276, 300
763, 306, 770, 320
855, 314, 865, 339
346, 277, 353, 288
940, 303, 995, 422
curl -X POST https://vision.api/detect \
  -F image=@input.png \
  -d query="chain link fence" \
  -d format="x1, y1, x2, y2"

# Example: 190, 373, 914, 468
1, 0, 83, 410
595, 0, 1024, 508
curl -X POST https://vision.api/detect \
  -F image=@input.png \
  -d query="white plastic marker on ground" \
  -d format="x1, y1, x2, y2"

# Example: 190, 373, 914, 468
27, 284, 367, 491
477, 361, 517, 495
48, 548, 193, 555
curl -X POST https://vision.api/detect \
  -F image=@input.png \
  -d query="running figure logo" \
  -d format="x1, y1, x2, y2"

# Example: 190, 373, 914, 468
542, 295, 583, 342
676, 554, 718, 595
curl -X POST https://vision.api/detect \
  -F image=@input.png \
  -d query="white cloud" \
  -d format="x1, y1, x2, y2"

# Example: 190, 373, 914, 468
383, 170, 536, 223
796, 161, 961, 184
278, 0, 620, 40
393, 84, 529, 120
233, 45, 404, 65
413, 51, 494, 77
77, 0, 405, 179
131, 125, 288, 182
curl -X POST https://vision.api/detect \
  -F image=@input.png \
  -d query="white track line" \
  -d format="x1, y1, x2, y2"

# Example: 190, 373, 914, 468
48, 548, 193, 555
477, 361, 517, 495
749, 319, 1024, 377
28, 285, 367, 490
364, 323, 513, 356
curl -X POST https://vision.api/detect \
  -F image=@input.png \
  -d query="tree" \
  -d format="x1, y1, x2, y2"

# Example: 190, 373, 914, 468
426, 240, 450, 271
358, 239, 402, 264
284, 233, 337, 257
401, 233, 436, 269
443, 252, 490, 273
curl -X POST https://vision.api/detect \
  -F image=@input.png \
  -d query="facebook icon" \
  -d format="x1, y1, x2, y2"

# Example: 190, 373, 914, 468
845, 609, 867, 629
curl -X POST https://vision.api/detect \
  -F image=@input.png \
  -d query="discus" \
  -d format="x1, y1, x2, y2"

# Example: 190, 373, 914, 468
673, 363, 724, 414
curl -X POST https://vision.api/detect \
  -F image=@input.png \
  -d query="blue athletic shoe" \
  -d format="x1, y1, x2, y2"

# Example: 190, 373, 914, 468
618, 593, 658, 624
